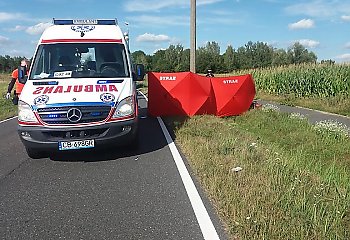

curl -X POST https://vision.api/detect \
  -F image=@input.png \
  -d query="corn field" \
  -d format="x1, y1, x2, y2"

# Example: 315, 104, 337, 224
231, 63, 350, 98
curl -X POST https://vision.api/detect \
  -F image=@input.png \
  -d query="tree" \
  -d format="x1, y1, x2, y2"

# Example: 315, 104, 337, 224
222, 45, 235, 72
0, 55, 27, 73
234, 41, 274, 69
252, 42, 274, 68
177, 48, 190, 72
151, 49, 167, 72
272, 49, 291, 66
130, 39, 320, 73
196, 41, 222, 73
131, 50, 150, 71
287, 42, 317, 64
235, 46, 250, 69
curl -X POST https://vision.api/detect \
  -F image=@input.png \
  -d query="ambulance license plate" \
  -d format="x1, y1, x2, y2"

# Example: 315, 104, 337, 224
59, 139, 95, 150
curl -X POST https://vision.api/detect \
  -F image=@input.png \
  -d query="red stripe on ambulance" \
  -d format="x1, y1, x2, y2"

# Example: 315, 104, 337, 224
41, 39, 122, 43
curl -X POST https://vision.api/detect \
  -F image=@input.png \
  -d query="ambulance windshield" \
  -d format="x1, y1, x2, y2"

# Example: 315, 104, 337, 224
29, 43, 130, 80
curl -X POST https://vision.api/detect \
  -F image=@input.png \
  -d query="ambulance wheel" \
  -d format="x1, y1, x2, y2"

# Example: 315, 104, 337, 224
26, 148, 44, 159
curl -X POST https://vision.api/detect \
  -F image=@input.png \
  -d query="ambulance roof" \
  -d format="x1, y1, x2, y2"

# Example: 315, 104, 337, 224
39, 19, 125, 44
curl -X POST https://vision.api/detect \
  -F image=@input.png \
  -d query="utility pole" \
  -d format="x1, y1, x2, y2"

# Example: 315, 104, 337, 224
190, 0, 196, 73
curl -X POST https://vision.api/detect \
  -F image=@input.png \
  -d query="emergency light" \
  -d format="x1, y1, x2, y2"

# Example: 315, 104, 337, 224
53, 19, 118, 25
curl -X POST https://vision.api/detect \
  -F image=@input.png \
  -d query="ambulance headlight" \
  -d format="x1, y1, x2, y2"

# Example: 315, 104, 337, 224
18, 101, 39, 123
113, 96, 135, 118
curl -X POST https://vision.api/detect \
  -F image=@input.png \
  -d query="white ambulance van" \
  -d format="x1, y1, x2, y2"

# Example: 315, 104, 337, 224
17, 19, 145, 158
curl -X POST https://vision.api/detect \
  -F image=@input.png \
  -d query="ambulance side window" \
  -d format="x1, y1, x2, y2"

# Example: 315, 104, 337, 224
33, 52, 44, 76
30, 45, 53, 80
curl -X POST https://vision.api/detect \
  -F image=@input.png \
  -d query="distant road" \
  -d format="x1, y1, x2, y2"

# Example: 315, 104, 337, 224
258, 100, 350, 135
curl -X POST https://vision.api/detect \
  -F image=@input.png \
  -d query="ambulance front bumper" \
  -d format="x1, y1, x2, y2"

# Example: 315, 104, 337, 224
18, 118, 138, 152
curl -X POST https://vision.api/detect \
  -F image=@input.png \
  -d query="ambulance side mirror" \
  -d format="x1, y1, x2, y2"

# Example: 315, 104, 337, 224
18, 66, 28, 84
133, 64, 145, 81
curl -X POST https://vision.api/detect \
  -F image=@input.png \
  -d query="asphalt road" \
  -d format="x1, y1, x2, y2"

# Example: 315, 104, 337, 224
258, 100, 350, 135
0, 95, 227, 240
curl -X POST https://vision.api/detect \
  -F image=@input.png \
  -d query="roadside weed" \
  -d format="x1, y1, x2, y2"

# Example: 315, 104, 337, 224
175, 110, 350, 239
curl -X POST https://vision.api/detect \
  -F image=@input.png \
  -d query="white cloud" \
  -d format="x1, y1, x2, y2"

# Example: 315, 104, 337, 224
153, 48, 167, 54
8, 25, 26, 32
293, 39, 320, 48
336, 53, 350, 62
130, 12, 241, 28
136, 33, 171, 42
345, 42, 350, 49
285, 1, 350, 18
197, 0, 223, 6
25, 22, 52, 35
341, 15, 350, 21
265, 41, 279, 48
288, 19, 314, 30
0, 12, 24, 22
130, 15, 188, 27
199, 15, 242, 25
0, 35, 10, 44
124, 0, 222, 12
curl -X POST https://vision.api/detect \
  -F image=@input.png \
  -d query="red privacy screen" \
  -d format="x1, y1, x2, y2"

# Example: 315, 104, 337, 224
148, 72, 256, 117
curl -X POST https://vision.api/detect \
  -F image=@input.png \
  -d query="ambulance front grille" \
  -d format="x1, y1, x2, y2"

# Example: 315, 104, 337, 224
37, 106, 112, 125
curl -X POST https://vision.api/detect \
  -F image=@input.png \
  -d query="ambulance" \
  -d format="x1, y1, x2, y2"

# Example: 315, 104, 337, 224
17, 19, 145, 158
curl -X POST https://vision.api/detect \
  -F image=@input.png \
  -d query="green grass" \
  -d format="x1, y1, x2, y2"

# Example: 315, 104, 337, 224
173, 108, 350, 239
216, 65, 350, 117
0, 73, 17, 120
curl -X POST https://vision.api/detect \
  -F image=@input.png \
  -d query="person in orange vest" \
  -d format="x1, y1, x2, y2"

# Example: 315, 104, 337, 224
6, 59, 30, 105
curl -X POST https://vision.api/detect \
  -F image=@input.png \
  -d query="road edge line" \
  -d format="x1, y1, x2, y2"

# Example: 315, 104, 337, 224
0, 116, 17, 124
137, 90, 221, 240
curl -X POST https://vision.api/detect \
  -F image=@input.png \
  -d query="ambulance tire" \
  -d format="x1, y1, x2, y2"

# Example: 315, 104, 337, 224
25, 147, 44, 159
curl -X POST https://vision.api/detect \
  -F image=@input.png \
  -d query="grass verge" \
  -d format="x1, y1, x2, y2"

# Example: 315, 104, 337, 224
173, 107, 350, 239
0, 73, 17, 120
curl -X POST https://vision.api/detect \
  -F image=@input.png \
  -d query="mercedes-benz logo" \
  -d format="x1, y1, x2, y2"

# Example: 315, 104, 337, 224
67, 108, 82, 123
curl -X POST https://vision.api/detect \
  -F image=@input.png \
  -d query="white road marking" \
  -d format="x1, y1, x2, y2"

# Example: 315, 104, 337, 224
0, 116, 17, 124
137, 90, 221, 240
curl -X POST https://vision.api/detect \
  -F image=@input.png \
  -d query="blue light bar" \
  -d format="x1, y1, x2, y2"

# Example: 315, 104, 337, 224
53, 19, 118, 25
90, 112, 102, 117
97, 79, 124, 84
47, 114, 60, 118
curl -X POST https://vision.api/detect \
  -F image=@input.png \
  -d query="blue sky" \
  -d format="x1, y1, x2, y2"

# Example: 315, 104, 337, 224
0, 0, 350, 62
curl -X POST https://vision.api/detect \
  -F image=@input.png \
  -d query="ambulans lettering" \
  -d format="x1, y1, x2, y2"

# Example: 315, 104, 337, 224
32, 85, 118, 95
33, 87, 44, 95
54, 86, 63, 93
73, 19, 98, 24
64, 86, 72, 93
74, 85, 83, 92
43, 86, 55, 94
96, 85, 107, 92
109, 85, 118, 92
85, 85, 93, 92
160, 76, 176, 81
223, 79, 238, 84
